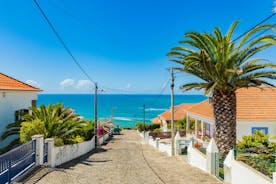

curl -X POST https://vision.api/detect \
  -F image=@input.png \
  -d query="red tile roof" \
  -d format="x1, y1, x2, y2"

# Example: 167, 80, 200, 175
159, 104, 195, 121
187, 87, 276, 120
0, 73, 41, 91
151, 117, 161, 124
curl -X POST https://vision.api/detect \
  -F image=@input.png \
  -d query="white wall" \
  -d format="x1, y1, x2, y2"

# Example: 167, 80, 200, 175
54, 137, 95, 166
187, 144, 207, 172
148, 137, 157, 148
160, 119, 168, 132
237, 120, 276, 140
158, 142, 172, 156
230, 160, 273, 184
0, 91, 38, 148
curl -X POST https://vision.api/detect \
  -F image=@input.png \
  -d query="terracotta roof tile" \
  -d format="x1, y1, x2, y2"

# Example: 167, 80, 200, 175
187, 87, 276, 120
151, 117, 161, 124
159, 104, 195, 121
0, 73, 41, 91
187, 100, 213, 119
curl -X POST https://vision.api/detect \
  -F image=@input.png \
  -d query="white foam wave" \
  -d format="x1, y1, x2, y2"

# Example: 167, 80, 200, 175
114, 117, 132, 121
145, 108, 167, 111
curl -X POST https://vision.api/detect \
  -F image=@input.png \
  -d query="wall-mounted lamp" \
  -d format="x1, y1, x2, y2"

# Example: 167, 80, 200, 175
2, 92, 6, 98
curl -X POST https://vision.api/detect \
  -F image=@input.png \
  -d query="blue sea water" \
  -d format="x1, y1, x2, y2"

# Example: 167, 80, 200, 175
38, 94, 206, 127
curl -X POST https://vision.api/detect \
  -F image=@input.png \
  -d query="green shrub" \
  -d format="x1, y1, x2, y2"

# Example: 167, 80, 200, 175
153, 128, 161, 132
189, 120, 195, 130
20, 119, 47, 143
136, 123, 145, 132
69, 135, 85, 144
136, 123, 160, 132
237, 130, 269, 149
147, 124, 160, 131
176, 119, 186, 129
54, 137, 64, 146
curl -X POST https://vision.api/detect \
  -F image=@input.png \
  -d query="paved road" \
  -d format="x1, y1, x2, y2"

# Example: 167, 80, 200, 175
23, 130, 221, 184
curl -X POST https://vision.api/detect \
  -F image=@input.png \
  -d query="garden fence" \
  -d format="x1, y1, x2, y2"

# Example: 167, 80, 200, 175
0, 140, 36, 183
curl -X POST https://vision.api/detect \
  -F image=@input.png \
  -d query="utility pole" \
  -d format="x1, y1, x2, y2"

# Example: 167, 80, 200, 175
171, 68, 175, 156
94, 83, 98, 149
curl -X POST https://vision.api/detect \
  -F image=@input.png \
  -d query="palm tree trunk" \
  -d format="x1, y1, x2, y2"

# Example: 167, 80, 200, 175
212, 90, 236, 154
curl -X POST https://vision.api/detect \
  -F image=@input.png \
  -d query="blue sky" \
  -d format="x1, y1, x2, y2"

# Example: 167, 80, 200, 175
1, 0, 276, 94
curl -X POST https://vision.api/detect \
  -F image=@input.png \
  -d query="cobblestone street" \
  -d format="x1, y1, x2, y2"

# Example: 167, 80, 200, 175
23, 130, 221, 184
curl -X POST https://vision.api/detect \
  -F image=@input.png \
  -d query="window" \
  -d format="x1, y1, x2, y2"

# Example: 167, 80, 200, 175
251, 127, 268, 134
206, 123, 211, 137
32, 100, 37, 107
15, 109, 29, 121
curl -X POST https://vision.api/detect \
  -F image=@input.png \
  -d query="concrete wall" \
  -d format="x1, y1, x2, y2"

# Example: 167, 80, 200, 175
54, 137, 95, 166
98, 133, 109, 145
230, 160, 273, 184
0, 91, 38, 148
187, 143, 207, 172
158, 142, 171, 156
237, 120, 276, 140
148, 137, 157, 148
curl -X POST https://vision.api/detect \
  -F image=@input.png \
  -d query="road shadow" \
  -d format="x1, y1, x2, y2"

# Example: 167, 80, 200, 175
59, 140, 113, 169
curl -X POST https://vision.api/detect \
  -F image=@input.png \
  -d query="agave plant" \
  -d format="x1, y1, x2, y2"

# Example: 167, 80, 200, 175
168, 21, 276, 154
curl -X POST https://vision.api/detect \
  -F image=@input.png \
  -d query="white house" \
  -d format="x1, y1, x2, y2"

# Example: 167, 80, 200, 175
152, 104, 195, 132
154, 87, 276, 140
0, 73, 41, 148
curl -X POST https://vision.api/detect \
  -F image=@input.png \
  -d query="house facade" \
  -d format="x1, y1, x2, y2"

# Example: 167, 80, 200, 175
153, 104, 194, 132
0, 73, 41, 148
154, 87, 276, 140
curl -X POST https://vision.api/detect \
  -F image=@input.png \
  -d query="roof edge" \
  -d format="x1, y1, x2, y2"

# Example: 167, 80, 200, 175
0, 72, 42, 91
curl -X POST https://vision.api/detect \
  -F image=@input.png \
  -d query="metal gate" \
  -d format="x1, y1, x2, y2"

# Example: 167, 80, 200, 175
215, 152, 226, 181
43, 142, 48, 164
176, 140, 190, 155
0, 140, 36, 183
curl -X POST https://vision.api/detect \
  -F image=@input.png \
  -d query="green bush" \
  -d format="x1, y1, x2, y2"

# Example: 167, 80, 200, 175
54, 137, 64, 146
147, 124, 160, 131
136, 123, 160, 132
237, 130, 269, 149
66, 135, 85, 144
19, 103, 94, 146
174, 118, 195, 130
236, 131, 275, 178
176, 119, 186, 129
20, 119, 47, 143
153, 128, 161, 132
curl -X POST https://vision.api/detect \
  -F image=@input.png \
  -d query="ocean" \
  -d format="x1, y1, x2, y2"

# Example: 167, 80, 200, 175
38, 94, 206, 127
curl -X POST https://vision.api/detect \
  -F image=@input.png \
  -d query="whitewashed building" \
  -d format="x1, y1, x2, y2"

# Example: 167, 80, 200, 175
0, 73, 41, 148
154, 87, 276, 140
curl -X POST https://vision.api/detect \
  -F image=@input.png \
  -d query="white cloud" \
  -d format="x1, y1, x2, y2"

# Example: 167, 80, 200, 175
25, 80, 41, 88
76, 80, 93, 89
59, 79, 75, 88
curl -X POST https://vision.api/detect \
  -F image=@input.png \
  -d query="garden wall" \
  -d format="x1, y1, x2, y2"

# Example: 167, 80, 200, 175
54, 136, 96, 166
224, 150, 275, 184
158, 142, 172, 156
187, 143, 207, 172
231, 160, 273, 184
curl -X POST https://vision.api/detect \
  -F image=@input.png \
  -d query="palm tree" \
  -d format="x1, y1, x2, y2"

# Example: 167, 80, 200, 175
1, 103, 92, 150
168, 21, 276, 154
22, 103, 90, 144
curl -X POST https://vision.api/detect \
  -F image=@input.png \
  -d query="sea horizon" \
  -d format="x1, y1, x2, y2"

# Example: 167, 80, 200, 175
38, 94, 207, 127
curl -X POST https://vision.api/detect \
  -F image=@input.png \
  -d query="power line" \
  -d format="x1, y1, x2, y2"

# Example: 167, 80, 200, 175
33, 0, 96, 84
